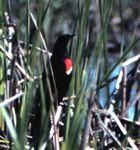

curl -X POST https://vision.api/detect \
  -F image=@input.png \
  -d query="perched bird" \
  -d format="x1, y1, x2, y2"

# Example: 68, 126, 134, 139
31, 34, 74, 148
50, 34, 74, 104
39, 34, 74, 110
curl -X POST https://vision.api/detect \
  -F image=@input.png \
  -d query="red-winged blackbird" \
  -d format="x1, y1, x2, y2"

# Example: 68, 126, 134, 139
50, 34, 74, 104
31, 34, 74, 149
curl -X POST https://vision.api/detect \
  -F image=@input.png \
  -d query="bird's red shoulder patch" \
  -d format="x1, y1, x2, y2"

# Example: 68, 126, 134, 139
64, 58, 73, 75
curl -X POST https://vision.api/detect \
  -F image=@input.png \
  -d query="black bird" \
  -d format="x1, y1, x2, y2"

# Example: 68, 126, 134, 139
31, 34, 74, 149
50, 34, 74, 104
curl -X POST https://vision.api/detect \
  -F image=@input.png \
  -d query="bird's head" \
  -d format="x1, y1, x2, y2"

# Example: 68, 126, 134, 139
53, 34, 75, 57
